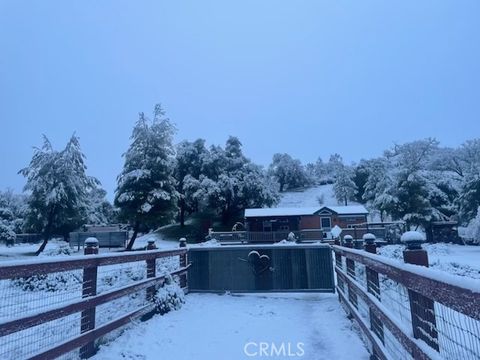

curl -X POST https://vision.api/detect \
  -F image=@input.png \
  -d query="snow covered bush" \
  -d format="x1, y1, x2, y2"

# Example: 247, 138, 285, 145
153, 275, 185, 315
0, 223, 16, 245
11, 272, 82, 292
465, 206, 480, 244
42, 242, 73, 256
287, 232, 297, 242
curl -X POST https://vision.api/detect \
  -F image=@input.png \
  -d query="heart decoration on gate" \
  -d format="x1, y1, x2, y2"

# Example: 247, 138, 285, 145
238, 250, 272, 275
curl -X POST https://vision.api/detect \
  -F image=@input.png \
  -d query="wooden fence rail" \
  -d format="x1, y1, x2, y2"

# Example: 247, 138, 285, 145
333, 244, 480, 360
0, 245, 189, 360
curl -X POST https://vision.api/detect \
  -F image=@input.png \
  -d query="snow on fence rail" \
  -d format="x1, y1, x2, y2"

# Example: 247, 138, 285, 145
332, 244, 480, 360
0, 243, 188, 360
210, 230, 326, 243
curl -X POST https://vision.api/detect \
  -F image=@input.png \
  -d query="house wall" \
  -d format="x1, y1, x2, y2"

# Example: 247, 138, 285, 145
246, 213, 367, 232
332, 215, 368, 229
246, 216, 301, 232
299, 215, 321, 229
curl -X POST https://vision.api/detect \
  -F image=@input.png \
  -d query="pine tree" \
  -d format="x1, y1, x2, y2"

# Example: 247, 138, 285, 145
19, 135, 96, 255
115, 104, 179, 250
175, 139, 209, 227
333, 164, 357, 206
86, 187, 116, 225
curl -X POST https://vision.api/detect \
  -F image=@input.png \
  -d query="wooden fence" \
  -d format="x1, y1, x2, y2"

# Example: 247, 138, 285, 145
333, 244, 480, 360
0, 245, 188, 359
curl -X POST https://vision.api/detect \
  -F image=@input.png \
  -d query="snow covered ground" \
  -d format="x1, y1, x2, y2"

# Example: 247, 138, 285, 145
0, 239, 82, 261
0, 233, 179, 262
277, 184, 341, 208
132, 232, 179, 250
93, 293, 369, 360
378, 243, 480, 280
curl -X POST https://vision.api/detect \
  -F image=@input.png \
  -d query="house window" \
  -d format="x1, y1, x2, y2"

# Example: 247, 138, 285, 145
321, 217, 331, 229
279, 225, 289, 231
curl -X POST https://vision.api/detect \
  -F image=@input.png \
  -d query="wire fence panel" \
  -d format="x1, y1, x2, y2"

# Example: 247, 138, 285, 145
1, 269, 83, 323
0, 313, 81, 360
0, 248, 188, 360
435, 302, 480, 360
333, 245, 480, 360
379, 275, 413, 331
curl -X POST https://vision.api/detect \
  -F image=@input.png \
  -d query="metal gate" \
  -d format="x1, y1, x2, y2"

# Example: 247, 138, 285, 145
187, 244, 335, 292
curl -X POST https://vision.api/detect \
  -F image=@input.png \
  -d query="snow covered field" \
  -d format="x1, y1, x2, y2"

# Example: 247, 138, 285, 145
0, 234, 178, 262
93, 293, 369, 360
378, 243, 480, 280
0, 239, 81, 261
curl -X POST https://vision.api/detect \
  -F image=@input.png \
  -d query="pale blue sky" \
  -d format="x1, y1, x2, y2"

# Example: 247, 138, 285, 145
1, 1, 479, 199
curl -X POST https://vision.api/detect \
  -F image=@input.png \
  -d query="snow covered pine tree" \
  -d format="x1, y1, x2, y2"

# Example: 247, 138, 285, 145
19, 135, 97, 255
115, 104, 179, 250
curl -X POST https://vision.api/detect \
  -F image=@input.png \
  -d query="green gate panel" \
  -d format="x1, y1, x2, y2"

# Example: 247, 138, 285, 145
187, 244, 334, 292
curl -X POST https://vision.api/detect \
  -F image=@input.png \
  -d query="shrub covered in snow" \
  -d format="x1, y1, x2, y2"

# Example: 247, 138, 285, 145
11, 272, 82, 292
153, 275, 185, 315
42, 241, 73, 256
465, 206, 480, 245
0, 223, 16, 244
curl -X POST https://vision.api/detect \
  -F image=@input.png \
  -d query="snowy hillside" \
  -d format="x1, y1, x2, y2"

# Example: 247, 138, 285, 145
277, 184, 358, 208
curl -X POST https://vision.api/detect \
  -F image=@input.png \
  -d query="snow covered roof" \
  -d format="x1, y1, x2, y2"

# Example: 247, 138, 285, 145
244, 207, 320, 217
244, 205, 368, 218
325, 205, 369, 215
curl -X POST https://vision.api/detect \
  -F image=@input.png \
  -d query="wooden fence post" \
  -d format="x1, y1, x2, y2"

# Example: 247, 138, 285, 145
343, 235, 353, 248
354, 237, 364, 249
344, 247, 358, 309
363, 233, 385, 351
146, 239, 157, 301
80, 238, 98, 359
402, 231, 439, 352
179, 238, 187, 289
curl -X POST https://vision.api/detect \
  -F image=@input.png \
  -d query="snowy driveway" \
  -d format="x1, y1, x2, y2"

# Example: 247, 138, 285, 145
94, 293, 369, 360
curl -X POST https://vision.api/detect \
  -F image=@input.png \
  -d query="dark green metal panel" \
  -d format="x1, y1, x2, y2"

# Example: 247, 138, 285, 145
188, 244, 334, 292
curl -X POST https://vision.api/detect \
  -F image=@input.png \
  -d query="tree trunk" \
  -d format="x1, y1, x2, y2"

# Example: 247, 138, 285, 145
36, 207, 55, 256
221, 207, 229, 225
179, 199, 186, 227
35, 238, 49, 256
125, 221, 140, 251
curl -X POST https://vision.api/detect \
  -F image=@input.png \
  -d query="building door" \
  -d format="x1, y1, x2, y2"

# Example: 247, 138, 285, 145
263, 221, 272, 232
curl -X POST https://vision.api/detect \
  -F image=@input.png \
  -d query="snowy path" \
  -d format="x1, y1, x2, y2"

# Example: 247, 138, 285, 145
94, 293, 369, 360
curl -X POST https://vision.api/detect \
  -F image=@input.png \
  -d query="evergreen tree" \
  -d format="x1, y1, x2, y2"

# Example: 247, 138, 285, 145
362, 158, 395, 221
175, 139, 209, 226
184, 137, 280, 225
352, 162, 369, 203
86, 187, 116, 225
0, 189, 27, 233
115, 104, 178, 250
19, 135, 96, 255
333, 164, 357, 206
